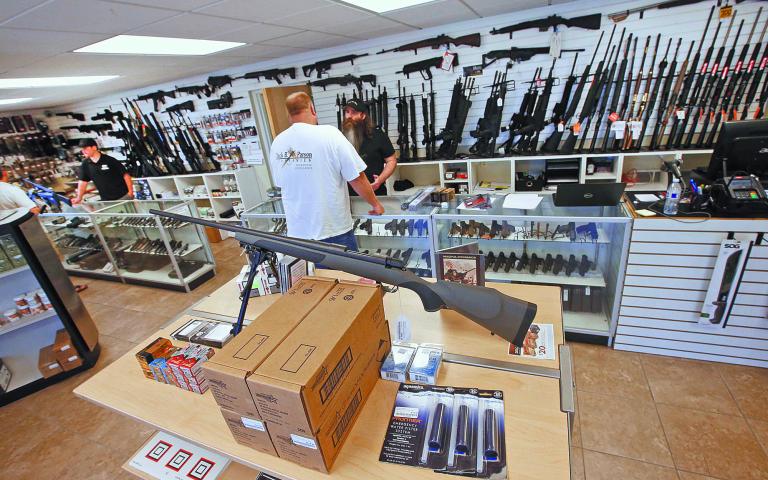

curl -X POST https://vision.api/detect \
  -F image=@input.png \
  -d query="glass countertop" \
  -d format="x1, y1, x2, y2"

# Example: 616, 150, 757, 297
244, 196, 435, 217
436, 194, 629, 219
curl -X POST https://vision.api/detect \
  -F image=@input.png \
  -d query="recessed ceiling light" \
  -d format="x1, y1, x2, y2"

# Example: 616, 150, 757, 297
0, 98, 34, 105
0, 76, 118, 89
74, 35, 245, 55
340, 0, 436, 13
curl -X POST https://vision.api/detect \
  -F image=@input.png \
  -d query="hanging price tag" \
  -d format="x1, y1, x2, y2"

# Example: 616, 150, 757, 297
572, 122, 582, 135
675, 109, 685, 120
631, 121, 642, 139
608, 112, 619, 122
613, 121, 626, 139
441, 51, 456, 71
496, 98, 503, 107
720, 5, 733, 19
557, 122, 565, 132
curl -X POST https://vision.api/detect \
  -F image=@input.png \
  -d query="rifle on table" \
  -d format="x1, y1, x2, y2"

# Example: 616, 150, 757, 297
378, 33, 480, 55
482, 47, 584, 68
491, 13, 601, 38
398, 54, 459, 80
469, 70, 508, 157
207, 92, 243, 110
309, 74, 376, 91
302, 53, 368, 78
175, 84, 212, 98
55, 112, 85, 122
136, 89, 176, 111
165, 100, 195, 115
91, 109, 125, 123
435, 77, 475, 159
243, 67, 296, 84
541, 31, 605, 153
149, 209, 538, 347
649, 38, 686, 150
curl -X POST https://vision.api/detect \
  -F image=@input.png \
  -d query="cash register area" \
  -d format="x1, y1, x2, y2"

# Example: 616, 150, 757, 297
0, 238, 765, 480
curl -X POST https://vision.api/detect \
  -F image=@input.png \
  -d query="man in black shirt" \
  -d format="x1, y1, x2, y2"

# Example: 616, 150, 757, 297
343, 99, 396, 196
73, 138, 133, 204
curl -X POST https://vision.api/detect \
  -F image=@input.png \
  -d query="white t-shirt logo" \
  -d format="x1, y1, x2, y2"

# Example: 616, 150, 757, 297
277, 148, 312, 167
100, 164, 110, 171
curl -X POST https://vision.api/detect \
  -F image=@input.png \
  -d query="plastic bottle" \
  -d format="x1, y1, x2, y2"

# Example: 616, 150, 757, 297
663, 177, 682, 215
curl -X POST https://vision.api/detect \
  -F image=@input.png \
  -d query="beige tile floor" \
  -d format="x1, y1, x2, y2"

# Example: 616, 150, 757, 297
1, 238, 768, 479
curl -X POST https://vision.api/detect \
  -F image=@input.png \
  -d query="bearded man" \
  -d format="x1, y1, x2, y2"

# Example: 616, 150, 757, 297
342, 99, 397, 196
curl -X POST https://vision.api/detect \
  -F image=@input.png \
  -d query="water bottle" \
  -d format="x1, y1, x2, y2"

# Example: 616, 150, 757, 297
663, 177, 681, 215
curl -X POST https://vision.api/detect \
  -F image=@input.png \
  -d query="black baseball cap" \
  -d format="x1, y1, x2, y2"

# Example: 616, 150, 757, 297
344, 98, 367, 113
78, 138, 98, 148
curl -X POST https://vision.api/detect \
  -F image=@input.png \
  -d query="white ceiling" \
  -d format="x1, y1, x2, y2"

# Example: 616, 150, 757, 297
0, 0, 564, 110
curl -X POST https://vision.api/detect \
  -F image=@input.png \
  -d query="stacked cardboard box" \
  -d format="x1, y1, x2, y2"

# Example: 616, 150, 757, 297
38, 345, 62, 378
53, 329, 82, 371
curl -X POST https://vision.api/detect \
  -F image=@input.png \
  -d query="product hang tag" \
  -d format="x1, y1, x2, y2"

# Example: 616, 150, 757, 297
563, 289, 569, 301
441, 51, 456, 71
396, 313, 412, 342
572, 122, 582, 136
612, 120, 626, 137
557, 122, 565, 132
631, 121, 642, 139
496, 97, 503, 107
549, 30, 562, 58
676, 109, 685, 120
585, 286, 591, 296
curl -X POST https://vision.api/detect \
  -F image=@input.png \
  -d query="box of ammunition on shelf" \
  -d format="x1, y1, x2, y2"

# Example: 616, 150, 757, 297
407, 344, 443, 385
429, 188, 456, 203
203, 276, 337, 418
167, 344, 214, 393
380, 342, 417, 383
135, 337, 175, 380
0, 358, 12, 394
38, 345, 63, 378
59, 352, 83, 371
53, 329, 76, 364
219, 407, 277, 456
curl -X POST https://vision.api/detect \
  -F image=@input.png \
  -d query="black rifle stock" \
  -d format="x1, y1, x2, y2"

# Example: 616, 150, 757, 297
302, 53, 368, 78
491, 13, 601, 37
378, 33, 481, 55
136, 90, 176, 111
149, 209, 537, 346
399, 55, 459, 80
481, 47, 583, 68
309, 74, 376, 91
55, 112, 85, 122
243, 67, 296, 84
175, 84, 212, 98
165, 100, 195, 115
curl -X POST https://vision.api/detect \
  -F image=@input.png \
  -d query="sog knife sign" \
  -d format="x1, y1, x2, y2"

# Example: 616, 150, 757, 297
699, 240, 751, 327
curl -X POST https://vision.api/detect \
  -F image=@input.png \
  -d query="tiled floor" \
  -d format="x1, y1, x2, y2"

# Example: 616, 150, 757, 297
1, 238, 768, 479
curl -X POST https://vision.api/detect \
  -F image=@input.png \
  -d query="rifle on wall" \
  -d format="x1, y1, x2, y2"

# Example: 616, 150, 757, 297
626, 34, 663, 151
398, 54, 459, 80
175, 84, 212, 98
600, 33, 634, 152
490, 13, 602, 37
434, 77, 475, 159
649, 38, 687, 150
378, 33, 481, 54
469, 70, 508, 157
396, 82, 410, 161
309, 74, 377, 91
515, 60, 558, 153
481, 47, 584, 68
136, 89, 177, 112
302, 53, 368, 78
165, 100, 195, 116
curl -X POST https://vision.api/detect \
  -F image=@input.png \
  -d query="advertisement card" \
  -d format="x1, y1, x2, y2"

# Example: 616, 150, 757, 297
436, 243, 485, 286
508, 323, 555, 360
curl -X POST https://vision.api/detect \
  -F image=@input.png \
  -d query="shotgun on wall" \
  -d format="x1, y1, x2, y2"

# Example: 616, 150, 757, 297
149, 209, 538, 346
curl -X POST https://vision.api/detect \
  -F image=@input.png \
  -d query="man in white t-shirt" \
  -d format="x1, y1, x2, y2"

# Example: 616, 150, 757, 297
0, 179, 39, 213
268, 92, 384, 250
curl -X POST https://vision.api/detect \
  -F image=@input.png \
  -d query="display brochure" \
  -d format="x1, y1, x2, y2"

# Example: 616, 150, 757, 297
508, 323, 555, 360
436, 243, 484, 286
278, 254, 308, 293
127, 431, 229, 480
380, 383, 506, 479
699, 239, 751, 328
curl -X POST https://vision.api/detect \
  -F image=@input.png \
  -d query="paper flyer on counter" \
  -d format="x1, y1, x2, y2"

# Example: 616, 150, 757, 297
508, 323, 555, 360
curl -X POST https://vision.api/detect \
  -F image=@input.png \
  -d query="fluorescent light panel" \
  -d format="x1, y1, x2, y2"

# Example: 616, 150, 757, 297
74, 35, 245, 55
0, 76, 118, 88
0, 98, 34, 105
341, 0, 435, 13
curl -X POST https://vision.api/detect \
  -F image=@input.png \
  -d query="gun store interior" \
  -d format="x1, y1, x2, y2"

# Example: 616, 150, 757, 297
2, 1, 768, 479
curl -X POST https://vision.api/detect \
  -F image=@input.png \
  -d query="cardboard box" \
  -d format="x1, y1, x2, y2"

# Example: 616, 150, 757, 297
203, 276, 337, 418
219, 407, 277, 456
59, 352, 83, 371
267, 319, 390, 472
53, 328, 76, 364
38, 345, 63, 378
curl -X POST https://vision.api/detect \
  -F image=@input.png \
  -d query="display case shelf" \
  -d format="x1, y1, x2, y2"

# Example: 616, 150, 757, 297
0, 265, 30, 280
0, 310, 58, 337
563, 311, 611, 335
485, 269, 607, 288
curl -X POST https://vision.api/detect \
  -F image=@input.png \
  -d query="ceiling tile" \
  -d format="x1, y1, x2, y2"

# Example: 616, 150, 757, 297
214, 43, 310, 58
194, 0, 329, 23
3, 0, 180, 34
0, 54, 53, 74
0, 28, 111, 54
208, 23, 302, 43
333, 15, 413, 38
354, 24, 416, 39
384, 0, 478, 28
0, 0, 49, 24
104, 0, 222, 10
269, 4, 373, 32
261, 30, 353, 49
126, 12, 256, 38
461, 0, 543, 17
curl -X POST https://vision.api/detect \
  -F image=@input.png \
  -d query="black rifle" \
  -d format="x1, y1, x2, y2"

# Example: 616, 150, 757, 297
150, 209, 538, 346
302, 53, 368, 78
55, 112, 85, 122
165, 100, 195, 115
207, 75, 237, 93
378, 33, 481, 54
665, 5, 716, 148
421, 83, 436, 160
61, 123, 113, 135
381, 87, 389, 134
733, 9, 768, 120
650, 38, 686, 149
398, 54, 459, 80
409, 94, 418, 159
207, 92, 243, 110
91, 109, 125, 123
136, 89, 176, 111
702, 16, 751, 147
546, 53, 580, 146
745, 40, 768, 118
505, 68, 541, 153
243, 67, 296, 84
682, 12, 737, 149
309, 74, 376, 91
620, 36, 650, 150
541, 30, 605, 153
396, 82, 410, 161
519, 60, 558, 153
470, 70, 508, 156
481, 46, 584, 68
175, 84, 211, 98
491, 13, 601, 37
435, 77, 475, 159
632, 34, 667, 150
335, 94, 342, 130
560, 25, 617, 154
670, 7, 722, 148
601, 33, 634, 152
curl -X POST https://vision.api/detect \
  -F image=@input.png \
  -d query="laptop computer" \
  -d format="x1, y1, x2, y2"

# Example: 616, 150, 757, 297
553, 183, 627, 207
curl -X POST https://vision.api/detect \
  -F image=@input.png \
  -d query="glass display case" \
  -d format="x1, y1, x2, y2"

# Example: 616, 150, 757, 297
432, 195, 632, 341
40, 200, 216, 292
241, 196, 436, 277
0, 208, 99, 405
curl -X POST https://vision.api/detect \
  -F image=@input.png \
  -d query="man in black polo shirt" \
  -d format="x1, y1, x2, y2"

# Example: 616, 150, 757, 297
73, 138, 133, 204
343, 99, 396, 196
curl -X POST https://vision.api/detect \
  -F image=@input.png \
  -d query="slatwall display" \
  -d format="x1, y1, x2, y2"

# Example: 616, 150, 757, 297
27, 0, 768, 170
614, 218, 768, 367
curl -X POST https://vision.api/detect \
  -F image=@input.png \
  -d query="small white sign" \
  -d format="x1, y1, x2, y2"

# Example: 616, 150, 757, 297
394, 406, 420, 419
241, 417, 266, 431
290, 434, 318, 450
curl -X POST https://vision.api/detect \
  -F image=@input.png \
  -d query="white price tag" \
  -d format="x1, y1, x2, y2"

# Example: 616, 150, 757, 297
585, 286, 591, 296
394, 406, 420, 419
441, 51, 456, 71
557, 123, 565, 132
631, 121, 642, 139
676, 109, 685, 120
496, 98, 503, 107
241, 417, 266, 431
612, 121, 626, 139
396, 313, 412, 342
291, 434, 318, 450
563, 289, 569, 301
